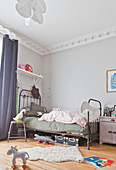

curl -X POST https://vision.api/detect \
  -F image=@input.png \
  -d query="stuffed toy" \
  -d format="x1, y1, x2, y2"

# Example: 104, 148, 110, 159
34, 134, 55, 145
7, 146, 29, 169
53, 108, 61, 111
13, 109, 27, 121
31, 85, 40, 99
19, 63, 25, 69
25, 64, 33, 72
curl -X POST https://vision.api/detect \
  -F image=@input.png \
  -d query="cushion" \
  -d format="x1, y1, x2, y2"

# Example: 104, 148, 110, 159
81, 101, 99, 122
30, 102, 47, 113
25, 102, 47, 117
26, 111, 38, 117
81, 101, 97, 113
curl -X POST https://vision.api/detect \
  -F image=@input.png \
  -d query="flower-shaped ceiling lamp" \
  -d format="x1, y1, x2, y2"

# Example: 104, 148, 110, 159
15, 0, 46, 25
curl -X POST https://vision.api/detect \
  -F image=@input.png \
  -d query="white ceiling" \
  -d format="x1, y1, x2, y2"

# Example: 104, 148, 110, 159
0, 0, 116, 55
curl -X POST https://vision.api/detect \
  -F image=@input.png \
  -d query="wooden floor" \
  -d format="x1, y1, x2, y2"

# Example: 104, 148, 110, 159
0, 138, 116, 170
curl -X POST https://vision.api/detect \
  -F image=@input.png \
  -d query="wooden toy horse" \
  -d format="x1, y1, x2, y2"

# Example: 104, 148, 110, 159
7, 146, 29, 169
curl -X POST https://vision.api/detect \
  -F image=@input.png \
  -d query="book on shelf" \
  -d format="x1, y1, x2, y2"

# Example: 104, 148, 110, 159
84, 156, 114, 168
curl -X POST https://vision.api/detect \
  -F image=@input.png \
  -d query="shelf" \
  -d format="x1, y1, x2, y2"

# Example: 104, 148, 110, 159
17, 68, 44, 83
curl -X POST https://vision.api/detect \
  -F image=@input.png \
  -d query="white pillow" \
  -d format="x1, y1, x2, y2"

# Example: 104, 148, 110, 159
81, 101, 99, 122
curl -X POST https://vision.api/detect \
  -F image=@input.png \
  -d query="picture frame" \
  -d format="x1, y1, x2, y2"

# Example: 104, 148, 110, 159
106, 69, 116, 92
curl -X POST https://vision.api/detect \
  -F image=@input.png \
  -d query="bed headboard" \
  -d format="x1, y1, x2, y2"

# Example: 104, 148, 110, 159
18, 89, 41, 112
88, 98, 102, 116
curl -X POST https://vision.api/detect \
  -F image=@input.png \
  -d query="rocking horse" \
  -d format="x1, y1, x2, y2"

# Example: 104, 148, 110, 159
7, 146, 29, 169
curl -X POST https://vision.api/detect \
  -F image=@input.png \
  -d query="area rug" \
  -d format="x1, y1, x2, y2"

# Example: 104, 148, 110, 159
21, 146, 84, 163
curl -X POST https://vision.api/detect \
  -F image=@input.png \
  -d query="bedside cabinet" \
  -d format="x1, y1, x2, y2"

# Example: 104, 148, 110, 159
100, 116, 116, 144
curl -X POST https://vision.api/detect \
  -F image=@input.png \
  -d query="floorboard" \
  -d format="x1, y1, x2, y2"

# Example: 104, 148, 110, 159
0, 138, 116, 170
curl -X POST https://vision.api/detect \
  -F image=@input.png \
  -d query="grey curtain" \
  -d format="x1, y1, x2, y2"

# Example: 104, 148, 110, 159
0, 35, 18, 140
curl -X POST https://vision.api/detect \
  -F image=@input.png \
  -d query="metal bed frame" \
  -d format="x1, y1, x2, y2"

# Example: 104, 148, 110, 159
18, 89, 41, 113
18, 89, 102, 150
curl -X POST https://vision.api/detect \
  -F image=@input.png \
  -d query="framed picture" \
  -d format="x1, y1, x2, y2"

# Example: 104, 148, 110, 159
106, 69, 116, 92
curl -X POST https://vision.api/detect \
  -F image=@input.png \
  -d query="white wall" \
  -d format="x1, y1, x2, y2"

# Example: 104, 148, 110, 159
43, 37, 116, 112
18, 44, 44, 103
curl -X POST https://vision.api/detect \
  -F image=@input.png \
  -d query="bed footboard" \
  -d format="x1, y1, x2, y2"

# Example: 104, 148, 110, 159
87, 98, 102, 150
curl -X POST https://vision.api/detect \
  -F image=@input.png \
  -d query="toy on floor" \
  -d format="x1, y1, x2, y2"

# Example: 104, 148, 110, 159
34, 134, 55, 145
7, 146, 29, 169
13, 109, 27, 121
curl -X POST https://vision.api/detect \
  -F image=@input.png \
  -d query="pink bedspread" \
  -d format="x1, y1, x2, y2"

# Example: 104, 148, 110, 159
38, 110, 90, 127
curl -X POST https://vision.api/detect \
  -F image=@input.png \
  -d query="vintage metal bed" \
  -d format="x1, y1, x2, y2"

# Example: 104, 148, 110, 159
18, 89, 102, 150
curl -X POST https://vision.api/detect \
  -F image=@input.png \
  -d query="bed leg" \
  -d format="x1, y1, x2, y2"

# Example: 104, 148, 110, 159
87, 110, 90, 150
87, 138, 90, 150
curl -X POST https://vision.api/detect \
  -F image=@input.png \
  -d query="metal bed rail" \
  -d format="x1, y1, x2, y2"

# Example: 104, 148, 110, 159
18, 89, 41, 113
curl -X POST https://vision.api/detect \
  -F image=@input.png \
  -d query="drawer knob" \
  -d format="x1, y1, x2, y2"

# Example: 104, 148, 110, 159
108, 131, 112, 133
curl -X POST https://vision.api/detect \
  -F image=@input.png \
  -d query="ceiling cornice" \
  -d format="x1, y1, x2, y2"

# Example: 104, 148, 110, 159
44, 26, 116, 55
0, 22, 45, 55
0, 22, 116, 56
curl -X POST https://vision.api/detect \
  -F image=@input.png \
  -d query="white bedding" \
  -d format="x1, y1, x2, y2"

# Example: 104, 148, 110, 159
38, 102, 99, 127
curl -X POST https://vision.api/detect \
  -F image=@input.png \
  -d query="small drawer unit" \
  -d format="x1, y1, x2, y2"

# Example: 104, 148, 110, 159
100, 116, 116, 145
65, 137, 79, 146
55, 135, 66, 144
55, 135, 80, 146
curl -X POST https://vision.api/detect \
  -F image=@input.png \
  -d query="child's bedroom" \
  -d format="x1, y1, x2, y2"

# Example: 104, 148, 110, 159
0, 0, 116, 169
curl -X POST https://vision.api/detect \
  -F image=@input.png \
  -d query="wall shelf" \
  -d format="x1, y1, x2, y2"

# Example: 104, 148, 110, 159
17, 68, 44, 84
